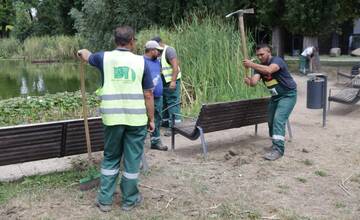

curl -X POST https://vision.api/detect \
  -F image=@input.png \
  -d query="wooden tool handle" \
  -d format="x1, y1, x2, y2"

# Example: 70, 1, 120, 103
238, 15, 250, 77
80, 61, 92, 160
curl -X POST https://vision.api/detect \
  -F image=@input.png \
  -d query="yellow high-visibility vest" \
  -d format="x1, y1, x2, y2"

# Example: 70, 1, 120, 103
161, 45, 181, 83
96, 50, 147, 126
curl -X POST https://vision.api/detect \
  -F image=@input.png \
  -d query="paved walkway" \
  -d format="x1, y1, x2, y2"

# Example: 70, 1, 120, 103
0, 153, 101, 182
285, 55, 359, 65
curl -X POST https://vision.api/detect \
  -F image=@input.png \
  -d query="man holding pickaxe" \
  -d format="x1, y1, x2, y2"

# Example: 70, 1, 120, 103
243, 44, 297, 161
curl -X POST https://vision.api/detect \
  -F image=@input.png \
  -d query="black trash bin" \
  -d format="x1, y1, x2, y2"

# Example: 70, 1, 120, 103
307, 77, 325, 109
306, 74, 328, 127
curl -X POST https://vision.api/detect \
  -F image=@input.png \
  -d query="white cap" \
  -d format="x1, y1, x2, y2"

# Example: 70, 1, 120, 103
145, 40, 163, 50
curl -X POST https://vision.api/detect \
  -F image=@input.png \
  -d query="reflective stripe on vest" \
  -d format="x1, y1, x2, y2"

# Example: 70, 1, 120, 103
161, 45, 181, 83
97, 50, 147, 126
264, 79, 279, 87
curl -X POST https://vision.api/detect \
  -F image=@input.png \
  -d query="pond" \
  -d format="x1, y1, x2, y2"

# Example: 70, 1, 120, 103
0, 60, 100, 100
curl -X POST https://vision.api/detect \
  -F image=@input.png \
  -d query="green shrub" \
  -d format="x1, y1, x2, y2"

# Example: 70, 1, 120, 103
0, 91, 99, 126
0, 38, 22, 58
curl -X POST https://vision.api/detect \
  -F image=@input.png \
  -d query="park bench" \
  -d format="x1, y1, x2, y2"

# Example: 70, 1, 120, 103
328, 88, 360, 110
170, 97, 293, 157
351, 76, 360, 88
0, 117, 104, 166
0, 117, 149, 170
337, 63, 360, 82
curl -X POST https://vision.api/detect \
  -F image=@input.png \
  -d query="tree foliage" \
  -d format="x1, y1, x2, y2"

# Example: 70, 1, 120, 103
70, 0, 253, 50
0, 0, 15, 37
283, 0, 340, 36
12, 1, 34, 41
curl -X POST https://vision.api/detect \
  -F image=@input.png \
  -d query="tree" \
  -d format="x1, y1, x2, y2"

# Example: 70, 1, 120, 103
0, 0, 15, 38
283, 0, 338, 50
255, 0, 286, 57
70, 0, 252, 50
12, 1, 34, 41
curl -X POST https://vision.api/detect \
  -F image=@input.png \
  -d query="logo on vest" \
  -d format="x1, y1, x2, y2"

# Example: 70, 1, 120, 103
113, 66, 136, 82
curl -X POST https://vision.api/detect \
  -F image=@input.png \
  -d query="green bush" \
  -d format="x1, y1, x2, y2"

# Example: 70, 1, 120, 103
0, 38, 22, 58
0, 91, 100, 126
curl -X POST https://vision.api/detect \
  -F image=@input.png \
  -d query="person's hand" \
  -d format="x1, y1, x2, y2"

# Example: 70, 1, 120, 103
77, 50, 83, 59
244, 77, 251, 86
243, 59, 254, 68
169, 81, 176, 90
148, 120, 155, 132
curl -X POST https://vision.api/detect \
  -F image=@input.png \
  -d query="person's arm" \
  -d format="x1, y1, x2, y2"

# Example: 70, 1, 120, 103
144, 90, 155, 132
169, 58, 180, 90
244, 74, 261, 87
165, 47, 179, 90
142, 61, 155, 132
77, 49, 92, 62
243, 59, 280, 76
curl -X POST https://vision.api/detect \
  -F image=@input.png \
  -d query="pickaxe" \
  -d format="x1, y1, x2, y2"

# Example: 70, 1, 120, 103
226, 8, 254, 77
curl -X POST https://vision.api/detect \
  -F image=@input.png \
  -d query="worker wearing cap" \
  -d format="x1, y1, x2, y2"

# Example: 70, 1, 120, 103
243, 44, 297, 161
152, 36, 181, 136
77, 26, 155, 212
143, 40, 168, 151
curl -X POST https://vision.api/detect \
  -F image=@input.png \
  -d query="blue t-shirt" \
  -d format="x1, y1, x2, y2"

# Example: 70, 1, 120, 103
144, 56, 162, 97
88, 49, 154, 90
260, 56, 297, 90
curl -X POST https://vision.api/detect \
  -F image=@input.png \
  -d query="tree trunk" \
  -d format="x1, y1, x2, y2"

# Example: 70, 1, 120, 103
331, 32, 339, 48
271, 26, 285, 58
0, 24, 6, 38
303, 36, 321, 72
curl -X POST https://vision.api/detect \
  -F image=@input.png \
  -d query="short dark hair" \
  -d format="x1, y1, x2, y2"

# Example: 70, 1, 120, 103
114, 26, 135, 46
151, 36, 162, 43
256, 44, 272, 52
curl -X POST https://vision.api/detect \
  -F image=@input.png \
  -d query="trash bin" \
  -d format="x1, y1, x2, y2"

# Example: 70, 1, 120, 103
307, 76, 325, 109
299, 55, 310, 75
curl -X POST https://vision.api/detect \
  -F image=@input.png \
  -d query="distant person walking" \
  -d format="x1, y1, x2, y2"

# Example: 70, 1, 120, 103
143, 40, 168, 151
243, 44, 297, 161
77, 26, 155, 212
152, 36, 181, 136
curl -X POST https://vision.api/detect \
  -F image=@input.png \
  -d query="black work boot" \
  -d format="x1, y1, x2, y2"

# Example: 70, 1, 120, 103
121, 194, 143, 211
264, 149, 283, 161
150, 141, 168, 151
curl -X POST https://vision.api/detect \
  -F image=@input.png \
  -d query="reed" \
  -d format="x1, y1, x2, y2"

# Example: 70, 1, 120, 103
0, 38, 22, 58
137, 14, 268, 114
22, 35, 85, 61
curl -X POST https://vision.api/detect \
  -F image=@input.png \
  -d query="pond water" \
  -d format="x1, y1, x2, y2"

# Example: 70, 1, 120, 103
0, 60, 100, 100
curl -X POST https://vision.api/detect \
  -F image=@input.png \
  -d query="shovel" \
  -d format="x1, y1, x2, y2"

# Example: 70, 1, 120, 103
78, 59, 101, 191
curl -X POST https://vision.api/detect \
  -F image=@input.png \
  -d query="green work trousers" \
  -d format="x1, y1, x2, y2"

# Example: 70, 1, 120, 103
162, 79, 181, 127
299, 55, 310, 75
97, 124, 147, 206
268, 89, 297, 155
151, 96, 163, 145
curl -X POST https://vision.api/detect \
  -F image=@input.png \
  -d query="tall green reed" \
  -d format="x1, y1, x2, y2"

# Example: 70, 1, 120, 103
0, 38, 22, 58
22, 35, 85, 61
137, 14, 267, 114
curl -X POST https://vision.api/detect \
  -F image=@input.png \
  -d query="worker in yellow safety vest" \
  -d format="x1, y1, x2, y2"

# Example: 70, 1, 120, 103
152, 36, 181, 136
78, 26, 155, 212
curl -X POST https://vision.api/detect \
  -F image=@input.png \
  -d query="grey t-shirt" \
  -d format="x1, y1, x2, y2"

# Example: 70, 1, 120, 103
165, 46, 177, 63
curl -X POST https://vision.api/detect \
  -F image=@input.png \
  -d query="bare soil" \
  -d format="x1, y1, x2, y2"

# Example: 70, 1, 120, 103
1, 67, 360, 220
